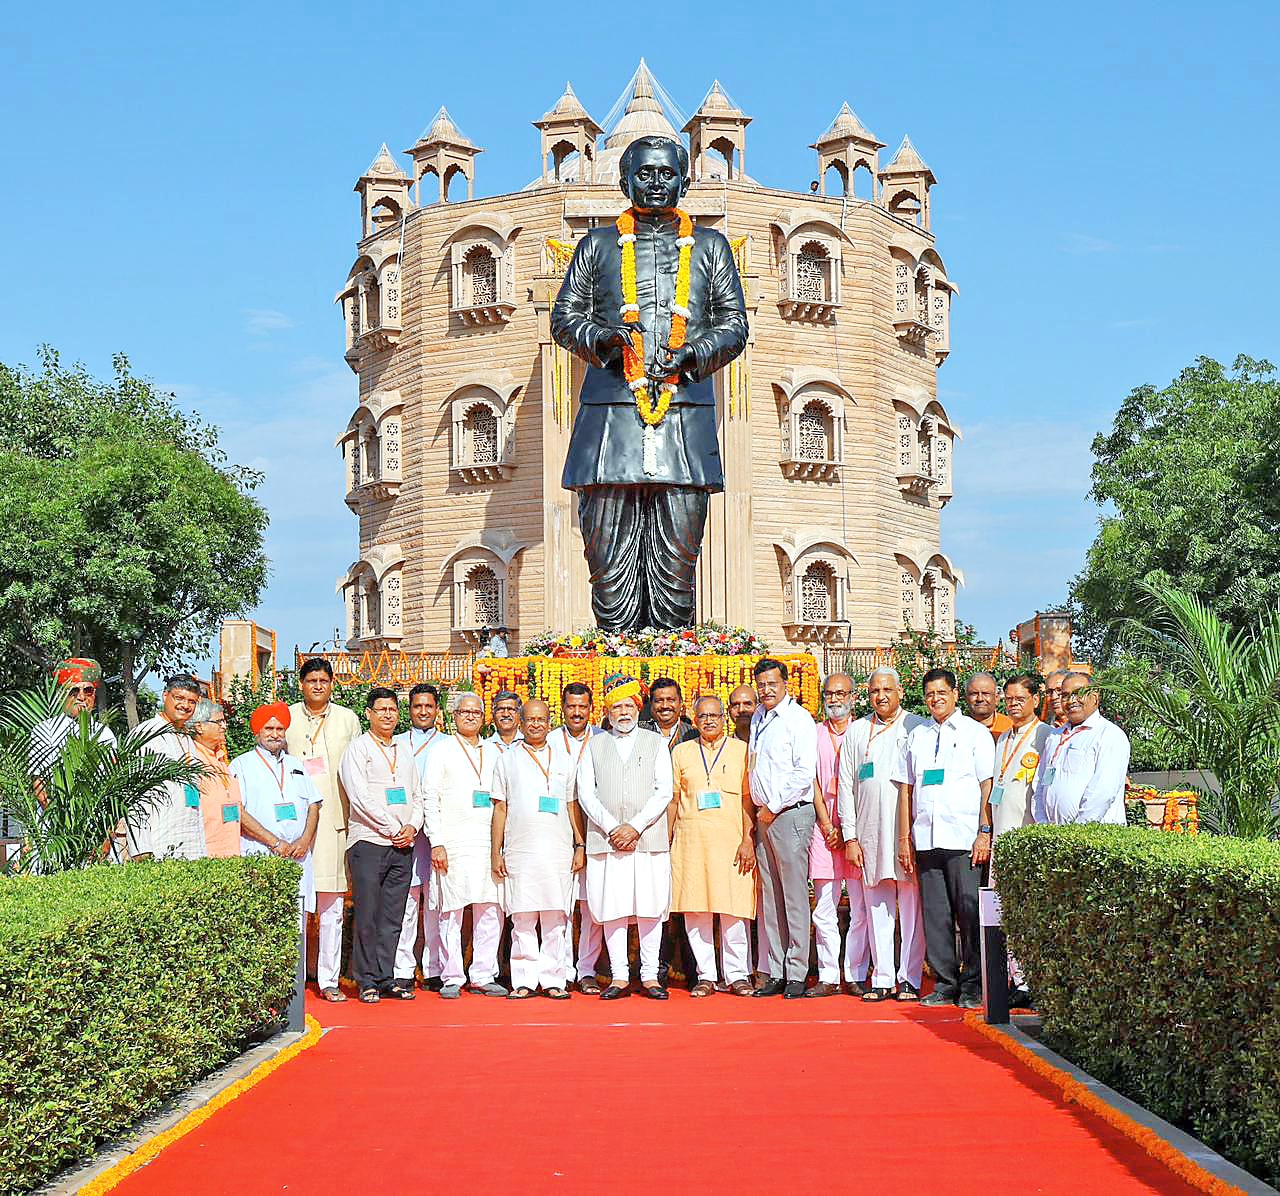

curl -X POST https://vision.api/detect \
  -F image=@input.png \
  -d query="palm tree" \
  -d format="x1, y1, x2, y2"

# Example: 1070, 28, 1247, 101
0, 680, 203, 873
1108, 579, 1280, 839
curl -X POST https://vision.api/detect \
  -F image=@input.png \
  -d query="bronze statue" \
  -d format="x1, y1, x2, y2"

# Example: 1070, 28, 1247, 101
552, 135, 748, 630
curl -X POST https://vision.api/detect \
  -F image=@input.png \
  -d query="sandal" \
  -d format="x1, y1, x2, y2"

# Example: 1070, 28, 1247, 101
729, 979, 755, 996
385, 984, 416, 1000
896, 983, 921, 1002
319, 987, 347, 1003
577, 977, 602, 995
358, 988, 381, 1004
862, 987, 893, 1002
544, 987, 571, 1000
690, 980, 716, 998
508, 987, 534, 1000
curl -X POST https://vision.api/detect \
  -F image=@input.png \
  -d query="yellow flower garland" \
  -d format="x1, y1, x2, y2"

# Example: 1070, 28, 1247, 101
617, 207, 695, 427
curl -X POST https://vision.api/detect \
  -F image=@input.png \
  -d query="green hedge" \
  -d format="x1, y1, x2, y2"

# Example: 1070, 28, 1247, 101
0, 857, 301, 1193
995, 825, 1280, 1187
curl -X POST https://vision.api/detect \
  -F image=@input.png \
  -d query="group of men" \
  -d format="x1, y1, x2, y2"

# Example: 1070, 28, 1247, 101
31, 653, 1132, 1009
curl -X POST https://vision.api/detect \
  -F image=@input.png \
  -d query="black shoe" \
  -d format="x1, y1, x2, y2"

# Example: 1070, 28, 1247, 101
920, 990, 957, 1007
958, 993, 983, 1010
752, 978, 786, 997
600, 985, 631, 1000
782, 981, 807, 999
420, 976, 444, 992
1008, 986, 1032, 1010
642, 984, 669, 1000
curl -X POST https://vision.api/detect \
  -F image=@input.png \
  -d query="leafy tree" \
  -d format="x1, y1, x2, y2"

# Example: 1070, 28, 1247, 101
1071, 355, 1280, 665
1104, 579, 1280, 839
0, 350, 267, 722
0, 680, 202, 873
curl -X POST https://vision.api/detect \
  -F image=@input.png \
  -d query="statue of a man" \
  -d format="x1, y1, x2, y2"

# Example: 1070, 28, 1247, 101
552, 135, 748, 631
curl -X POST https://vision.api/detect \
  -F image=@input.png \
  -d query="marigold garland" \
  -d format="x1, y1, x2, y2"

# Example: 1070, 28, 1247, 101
964, 1013, 1246, 1195
79, 1015, 324, 1195
617, 207, 694, 427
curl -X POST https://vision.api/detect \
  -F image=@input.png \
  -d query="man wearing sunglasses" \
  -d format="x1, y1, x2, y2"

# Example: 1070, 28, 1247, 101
1034, 673, 1131, 826
29, 658, 118, 783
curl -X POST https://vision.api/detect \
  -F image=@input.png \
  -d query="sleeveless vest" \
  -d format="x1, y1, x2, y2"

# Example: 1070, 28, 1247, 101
585, 729, 669, 855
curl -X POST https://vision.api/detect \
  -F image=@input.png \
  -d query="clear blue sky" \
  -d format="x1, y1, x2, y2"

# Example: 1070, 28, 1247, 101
2, 1, 1276, 666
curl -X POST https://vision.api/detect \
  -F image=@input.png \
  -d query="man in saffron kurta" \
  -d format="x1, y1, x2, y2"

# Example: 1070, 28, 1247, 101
425, 692, 506, 999
669, 696, 755, 996
287, 657, 362, 1002
807, 674, 870, 997
839, 667, 927, 1000
575, 673, 674, 1000
492, 700, 582, 998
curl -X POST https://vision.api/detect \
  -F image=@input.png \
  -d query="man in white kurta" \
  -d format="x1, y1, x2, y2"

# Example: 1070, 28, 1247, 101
575, 675, 673, 1000
839, 668, 926, 999
425, 693, 506, 998
1034, 673, 1131, 826
492, 700, 582, 997
232, 702, 325, 918
134, 673, 205, 859
993, 676, 1053, 839
550, 682, 601, 991
393, 684, 446, 990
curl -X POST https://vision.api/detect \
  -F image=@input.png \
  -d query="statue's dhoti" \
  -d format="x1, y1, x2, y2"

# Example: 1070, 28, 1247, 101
578, 485, 708, 631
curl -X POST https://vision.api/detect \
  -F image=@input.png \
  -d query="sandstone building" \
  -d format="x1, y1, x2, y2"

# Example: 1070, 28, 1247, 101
335, 63, 963, 654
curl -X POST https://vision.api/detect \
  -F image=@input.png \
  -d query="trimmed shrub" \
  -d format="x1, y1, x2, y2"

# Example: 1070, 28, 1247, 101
996, 825, 1280, 1186
0, 857, 300, 1192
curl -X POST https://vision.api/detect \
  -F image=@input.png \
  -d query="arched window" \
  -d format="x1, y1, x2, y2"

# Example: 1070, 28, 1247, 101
797, 400, 832, 462
465, 246, 498, 307
468, 564, 502, 627
370, 198, 401, 229
795, 241, 831, 303
364, 272, 381, 331
800, 561, 835, 622
464, 404, 499, 466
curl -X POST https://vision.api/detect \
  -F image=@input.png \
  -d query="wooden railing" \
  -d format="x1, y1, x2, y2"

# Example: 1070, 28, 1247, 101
821, 644, 1015, 679
294, 649, 474, 688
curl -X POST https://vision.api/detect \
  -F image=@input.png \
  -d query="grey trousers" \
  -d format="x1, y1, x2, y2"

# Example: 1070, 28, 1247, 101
756, 802, 817, 982
578, 485, 709, 631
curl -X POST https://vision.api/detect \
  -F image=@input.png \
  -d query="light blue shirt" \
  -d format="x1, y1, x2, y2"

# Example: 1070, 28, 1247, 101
488, 635, 510, 658
748, 695, 818, 814
1033, 712, 1131, 825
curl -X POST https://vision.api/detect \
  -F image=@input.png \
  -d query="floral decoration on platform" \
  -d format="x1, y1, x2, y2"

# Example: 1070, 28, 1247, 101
524, 623, 769, 658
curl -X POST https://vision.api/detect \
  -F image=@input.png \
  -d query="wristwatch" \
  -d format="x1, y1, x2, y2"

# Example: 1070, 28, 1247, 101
978, 824, 993, 835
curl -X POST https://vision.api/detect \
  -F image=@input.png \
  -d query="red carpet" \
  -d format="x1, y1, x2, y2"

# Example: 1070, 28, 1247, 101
113, 988, 1200, 1195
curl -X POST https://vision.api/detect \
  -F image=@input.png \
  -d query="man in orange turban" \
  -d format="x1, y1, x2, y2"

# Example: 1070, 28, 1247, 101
30, 658, 117, 806
250, 702, 292, 735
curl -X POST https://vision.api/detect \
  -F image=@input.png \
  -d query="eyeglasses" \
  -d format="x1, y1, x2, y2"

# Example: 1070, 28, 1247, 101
822, 690, 852, 699
457, 709, 483, 718
203, 718, 228, 727
695, 711, 724, 720
68, 685, 97, 696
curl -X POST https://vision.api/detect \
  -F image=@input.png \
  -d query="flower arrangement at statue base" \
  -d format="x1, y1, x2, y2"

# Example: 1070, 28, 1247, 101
1125, 781, 1200, 833
476, 641, 819, 726
523, 623, 770, 659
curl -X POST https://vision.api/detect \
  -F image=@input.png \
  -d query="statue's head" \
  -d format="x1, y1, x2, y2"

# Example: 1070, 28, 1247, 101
619, 136, 690, 211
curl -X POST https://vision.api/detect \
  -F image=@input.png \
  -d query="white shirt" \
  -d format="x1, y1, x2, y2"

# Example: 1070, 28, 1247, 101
488, 636, 510, 658
134, 714, 204, 859
892, 710, 995, 851
575, 726, 673, 836
1033, 711, 1131, 825
747, 695, 818, 814
30, 714, 117, 774
483, 731, 523, 754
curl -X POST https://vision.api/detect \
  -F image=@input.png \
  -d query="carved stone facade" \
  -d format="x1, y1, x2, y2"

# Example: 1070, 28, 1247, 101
336, 65, 963, 652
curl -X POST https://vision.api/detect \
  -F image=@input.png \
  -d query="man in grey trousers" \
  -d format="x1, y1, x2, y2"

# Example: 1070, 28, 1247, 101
747, 658, 819, 998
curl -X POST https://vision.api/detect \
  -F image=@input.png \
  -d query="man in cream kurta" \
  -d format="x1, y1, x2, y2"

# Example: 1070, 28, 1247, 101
287, 658, 361, 1001
424, 692, 506, 998
839, 668, 927, 999
669, 695, 755, 995
492, 700, 582, 997
575, 674, 674, 999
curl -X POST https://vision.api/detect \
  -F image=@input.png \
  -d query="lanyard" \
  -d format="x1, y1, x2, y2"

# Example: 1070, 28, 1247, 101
1050, 722, 1089, 767
998, 721, 1040, 782
750, 708, 781, 751
411, 728, 438, 757
666, 723, 684, 751
521, 742, 552, 786
823, 721, 846, 770
932, 717, 950, 761
698, 735, 729, 784
371, 736, 398, 776
458, 739, 485, 784
562, 727, 590, 770
867, 712, 900, 749
305, 707, 328, 750
255, 747, 286, 796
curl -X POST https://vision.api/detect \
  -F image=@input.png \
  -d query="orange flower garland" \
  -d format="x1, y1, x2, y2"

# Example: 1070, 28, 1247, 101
617, 207, 695, 428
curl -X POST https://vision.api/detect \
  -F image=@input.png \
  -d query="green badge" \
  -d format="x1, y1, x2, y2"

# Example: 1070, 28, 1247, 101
922, 768, 946, 786
221, 803, 240, 824
696, 790, 722, 811
537, 795, 560, 814
1046, 767, 1057, 785
385, 786, 408, 806
857, 761, 875, 780
472, 789, 492, 808
274, 801, 298, 822
990, 784, 1005, 807
183, 783, 200, 809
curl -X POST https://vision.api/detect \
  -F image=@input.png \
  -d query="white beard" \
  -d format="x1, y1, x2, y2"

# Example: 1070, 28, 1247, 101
612, 714, 638, 734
